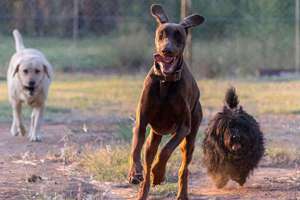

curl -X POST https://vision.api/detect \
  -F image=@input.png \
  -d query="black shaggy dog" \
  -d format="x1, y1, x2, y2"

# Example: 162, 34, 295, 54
202, 87, 264, 188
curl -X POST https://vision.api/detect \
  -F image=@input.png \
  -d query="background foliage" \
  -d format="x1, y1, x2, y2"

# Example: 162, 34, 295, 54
0, 0, 296, 77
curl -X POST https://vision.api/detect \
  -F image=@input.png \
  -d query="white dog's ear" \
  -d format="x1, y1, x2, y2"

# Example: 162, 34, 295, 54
43, 65, 51, 79
13, 64, 20, 77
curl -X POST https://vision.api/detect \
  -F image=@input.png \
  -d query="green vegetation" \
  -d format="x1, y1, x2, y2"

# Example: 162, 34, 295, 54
47, 76, 300, 116
0, 31, 294, 77
81, 145, 131, 182
0, 32, 152, 72
0, 0, 295, 76
2, 75, 300, 122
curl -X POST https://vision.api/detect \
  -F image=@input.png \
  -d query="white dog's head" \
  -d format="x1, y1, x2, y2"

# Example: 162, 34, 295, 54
13, 56, 51, 96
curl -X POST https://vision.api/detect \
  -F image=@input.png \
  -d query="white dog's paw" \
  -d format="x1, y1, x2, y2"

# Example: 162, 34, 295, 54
29, 133, 42, 142
11, 124, 26, 136
10, 125, 18, 136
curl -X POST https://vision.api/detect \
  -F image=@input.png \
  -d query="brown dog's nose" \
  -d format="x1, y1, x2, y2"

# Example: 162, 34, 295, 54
162, 47, 173, 55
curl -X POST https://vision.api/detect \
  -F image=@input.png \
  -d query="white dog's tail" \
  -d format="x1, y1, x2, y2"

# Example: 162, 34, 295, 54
13, 29, 25, 52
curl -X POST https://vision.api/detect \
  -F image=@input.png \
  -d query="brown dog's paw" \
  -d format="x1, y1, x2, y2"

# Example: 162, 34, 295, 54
151, 164, 166, 186
128, 168, 144, 185
177, 196, 188, 200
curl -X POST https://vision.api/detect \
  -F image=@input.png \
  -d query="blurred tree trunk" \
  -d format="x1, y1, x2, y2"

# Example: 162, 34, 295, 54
31, 0, 45, 36
82, 0, 93, 33
58, 1, 73, 36
73, 0, 79, 40
13, 0, 25, 30
30, 0, 51, 36
181, 0, 192, 69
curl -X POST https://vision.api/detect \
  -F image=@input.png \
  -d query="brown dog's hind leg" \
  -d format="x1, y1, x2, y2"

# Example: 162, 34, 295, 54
177, 102, 202, 200
152, 123, 190, 186
128, 120, 147, 184
137, 130, 162, 200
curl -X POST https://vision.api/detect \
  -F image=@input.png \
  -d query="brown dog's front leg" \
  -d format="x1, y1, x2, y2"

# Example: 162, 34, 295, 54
151, 123, 191, 186
129, 118, 147, 184
177, 102, 202, 199
137, 129, 162, 200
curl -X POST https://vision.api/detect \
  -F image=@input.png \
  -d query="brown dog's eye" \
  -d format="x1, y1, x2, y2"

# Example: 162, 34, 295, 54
23, 69, 28, 74
35, 69, 40, 74
174, 30, 183, 44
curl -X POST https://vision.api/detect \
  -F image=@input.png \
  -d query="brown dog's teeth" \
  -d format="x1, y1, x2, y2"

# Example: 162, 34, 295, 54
154, 54, 174, 64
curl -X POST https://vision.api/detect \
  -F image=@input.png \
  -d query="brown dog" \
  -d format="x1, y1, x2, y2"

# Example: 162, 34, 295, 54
128, 4, 205, 200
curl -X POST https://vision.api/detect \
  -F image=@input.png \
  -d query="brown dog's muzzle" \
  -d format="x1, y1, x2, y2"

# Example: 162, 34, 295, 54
153, 56, 183, 82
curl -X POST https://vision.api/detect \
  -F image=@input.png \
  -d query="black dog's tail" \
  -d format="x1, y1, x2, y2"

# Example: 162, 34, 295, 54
225, 87, 239, 109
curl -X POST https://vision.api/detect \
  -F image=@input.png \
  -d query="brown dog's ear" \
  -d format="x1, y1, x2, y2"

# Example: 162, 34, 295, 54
43, 65, 51, 79
151, 4, 168, 24
180, 14, 205, 29
13, 64, 20, 77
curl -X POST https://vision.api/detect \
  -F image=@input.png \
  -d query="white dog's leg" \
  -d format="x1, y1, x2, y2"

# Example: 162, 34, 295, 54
10, 101, 26, 136
29, 106, 44, 142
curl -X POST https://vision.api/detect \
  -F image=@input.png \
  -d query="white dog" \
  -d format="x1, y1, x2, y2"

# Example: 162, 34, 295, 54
7, 29, 53, 142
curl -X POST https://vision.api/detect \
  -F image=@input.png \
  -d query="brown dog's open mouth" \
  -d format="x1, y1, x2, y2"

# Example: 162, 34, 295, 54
154, 53, 177, 74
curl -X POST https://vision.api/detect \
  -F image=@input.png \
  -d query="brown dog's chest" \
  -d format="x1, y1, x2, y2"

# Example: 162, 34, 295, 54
147, 81, 187, 135
149, 103, 179, 134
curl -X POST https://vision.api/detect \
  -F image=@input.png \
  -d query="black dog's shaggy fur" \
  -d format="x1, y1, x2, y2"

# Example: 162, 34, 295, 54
202, 87, 264, 188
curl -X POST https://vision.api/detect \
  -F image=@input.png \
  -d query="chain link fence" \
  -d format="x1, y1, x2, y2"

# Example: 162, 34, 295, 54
0, 0, 297, 77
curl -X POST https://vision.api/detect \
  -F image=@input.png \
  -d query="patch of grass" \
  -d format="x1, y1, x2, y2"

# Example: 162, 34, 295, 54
2, 75, 300, 122
48, 75, 142, 116
0, 100, 71, 122
80, 145, 130, 182
265, 146, 300, 167
80, 139, 180, 197
80, 125, 203, 184
150, 183, 177, 198
49, 74, 300, 119
117, 122, 135, 142
199, 79, 300, 114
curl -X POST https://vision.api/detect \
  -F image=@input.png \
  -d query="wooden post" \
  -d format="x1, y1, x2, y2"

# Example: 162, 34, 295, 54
181, 0, 192, 69
73, 0, 79, 41
296, 0, 300, 73
72, 0, 80, 69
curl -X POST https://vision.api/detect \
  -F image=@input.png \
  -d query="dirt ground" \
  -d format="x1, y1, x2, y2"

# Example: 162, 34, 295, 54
0, 114, 299, 200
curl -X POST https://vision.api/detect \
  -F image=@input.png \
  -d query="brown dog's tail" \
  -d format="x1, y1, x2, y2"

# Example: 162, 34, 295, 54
225, 87, 239, 109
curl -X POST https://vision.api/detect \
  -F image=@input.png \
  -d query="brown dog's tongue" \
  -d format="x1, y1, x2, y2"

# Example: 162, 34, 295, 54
154, 53, 173, 64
